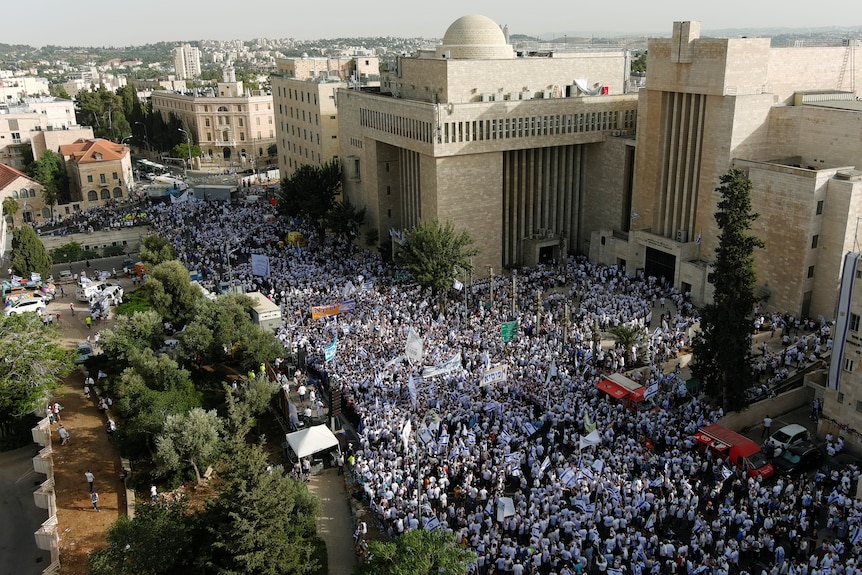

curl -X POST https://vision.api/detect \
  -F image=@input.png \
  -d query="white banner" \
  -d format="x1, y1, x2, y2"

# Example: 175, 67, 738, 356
481, 364, 508, 386
405, 328, 424, 364
421, 353, 462, 378
251, 254, 270, 278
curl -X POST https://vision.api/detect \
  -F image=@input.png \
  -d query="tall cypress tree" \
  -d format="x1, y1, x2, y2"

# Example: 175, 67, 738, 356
10, 225, 53, 279
692, 168, 765, 411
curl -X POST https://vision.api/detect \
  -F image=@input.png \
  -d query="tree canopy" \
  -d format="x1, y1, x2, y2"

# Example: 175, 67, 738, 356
692, 168, 765, 411
155, 407, 223, 483
0, 314, 74, 420
396, 219, 478, 298
277, 159, 341, 232
98, 310, 166, 360
326, 197, 366, 243
138, 235, 176, 266
25, 149, 68, 209
142, 259, 203, 325
10, 224, 53, 278
357, 529, 476, 575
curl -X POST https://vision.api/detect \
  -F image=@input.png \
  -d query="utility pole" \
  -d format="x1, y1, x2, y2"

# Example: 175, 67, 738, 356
512, 275, 517, 318
488, 267, 494, 310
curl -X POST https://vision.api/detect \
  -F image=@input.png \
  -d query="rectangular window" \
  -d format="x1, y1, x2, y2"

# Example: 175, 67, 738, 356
811, 235, 819, 249
847, 359, 857, 374
87, 175, 93, 183
112, 172, 118, 180
99, 174, 106, 184
850, 313, 860, 332
807, 266, 815, 278
816, 200, 824, 215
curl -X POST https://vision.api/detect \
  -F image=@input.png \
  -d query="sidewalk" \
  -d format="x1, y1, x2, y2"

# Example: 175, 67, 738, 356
307, 468, 357, 575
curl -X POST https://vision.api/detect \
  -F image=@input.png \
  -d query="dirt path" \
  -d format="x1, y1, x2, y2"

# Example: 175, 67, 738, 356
45, 292, 126, 575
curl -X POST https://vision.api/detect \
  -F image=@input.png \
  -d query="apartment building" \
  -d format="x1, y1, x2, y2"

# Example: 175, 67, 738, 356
173, 43, 202, 80
271, 55, 380, 178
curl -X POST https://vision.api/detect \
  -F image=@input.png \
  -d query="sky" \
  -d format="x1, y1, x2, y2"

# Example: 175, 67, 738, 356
5, 0, 862, 47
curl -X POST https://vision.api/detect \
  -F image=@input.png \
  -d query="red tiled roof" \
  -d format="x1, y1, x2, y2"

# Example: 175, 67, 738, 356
0, 163, 39, 192
59, 138, 129, 164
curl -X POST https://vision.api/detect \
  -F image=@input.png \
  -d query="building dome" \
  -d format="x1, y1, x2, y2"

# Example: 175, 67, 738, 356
436, 14, 513, 60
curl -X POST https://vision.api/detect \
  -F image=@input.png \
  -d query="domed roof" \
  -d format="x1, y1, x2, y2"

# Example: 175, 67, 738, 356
436, 14, 513, 60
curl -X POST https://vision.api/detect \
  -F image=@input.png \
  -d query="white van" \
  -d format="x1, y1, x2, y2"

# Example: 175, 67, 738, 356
76, 281, 106, 302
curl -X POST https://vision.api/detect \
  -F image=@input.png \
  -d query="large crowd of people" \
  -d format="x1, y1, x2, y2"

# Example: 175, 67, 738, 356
142, 197, 859, 575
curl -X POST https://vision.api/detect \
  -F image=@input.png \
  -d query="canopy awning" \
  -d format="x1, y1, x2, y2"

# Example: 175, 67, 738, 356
285, 425, 339, 459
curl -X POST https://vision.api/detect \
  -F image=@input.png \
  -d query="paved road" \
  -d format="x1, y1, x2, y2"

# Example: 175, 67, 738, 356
51, 253, 139, 281
307, 468, 357, 575
0, 446, 52, 575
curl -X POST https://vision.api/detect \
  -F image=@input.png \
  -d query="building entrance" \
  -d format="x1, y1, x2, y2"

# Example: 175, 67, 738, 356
644, 247, 676, 285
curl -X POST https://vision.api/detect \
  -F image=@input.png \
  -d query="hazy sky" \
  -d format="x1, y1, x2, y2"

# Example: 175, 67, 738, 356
6, 0, 862, 47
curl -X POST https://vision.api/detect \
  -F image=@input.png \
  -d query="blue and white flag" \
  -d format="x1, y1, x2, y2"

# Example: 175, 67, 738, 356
850, 526, 862, 546
466, 432, 476, 445
721, 466, 733, 480
539, 456, 551, 476
504, 452, 521, 466
407, 373, 418, 407
421, 353, 462, 378
559, 468, 577, 488
645, 382, 660, 400
418, 427, 435, 445
453, 278, 463, 291
523, 422, 537, 436
695, 231, 702, 245
424, 516, 441, 531
324, 338, 338, 362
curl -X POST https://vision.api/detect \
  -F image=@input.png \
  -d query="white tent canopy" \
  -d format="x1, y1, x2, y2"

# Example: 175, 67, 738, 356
285, 425, 339, 459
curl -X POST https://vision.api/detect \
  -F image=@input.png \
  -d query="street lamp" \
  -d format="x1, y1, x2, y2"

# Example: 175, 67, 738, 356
178, 128, 191, 180
134, 122, 149, 152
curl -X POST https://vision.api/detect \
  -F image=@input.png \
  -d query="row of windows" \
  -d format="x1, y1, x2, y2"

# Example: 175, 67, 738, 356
279, 105, 321, 126
277, 87, 319, 106
358, 107, 638, 144
11, 188, 37, 199
86, 188, 124, 201
86, 172, 119, 185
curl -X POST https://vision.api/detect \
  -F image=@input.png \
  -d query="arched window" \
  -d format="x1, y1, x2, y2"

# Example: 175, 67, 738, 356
12, 191, 18, 199
113, 187, 123, 198
87, 190, 98, 201
217, 106, 229, 112
29, 189, 37, 197
20, 188, 28, 197
41, 207, 52, 219
100, 189, 110, 200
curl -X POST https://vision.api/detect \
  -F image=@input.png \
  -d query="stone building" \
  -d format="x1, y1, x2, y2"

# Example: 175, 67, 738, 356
151, 68, 275, 170
338, 14, 637, 270
173, 44, 201, 80
590, 22, 862, 319
0, 163, 45, 234
59, 138, 134, 209
271, 55, 379, 178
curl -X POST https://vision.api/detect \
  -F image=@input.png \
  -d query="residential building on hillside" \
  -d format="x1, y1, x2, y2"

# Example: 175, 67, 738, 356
271, 55, 380, 178
173, 43, 202, 80
338, 14, 636, 270
0, 97, 94, 170
591, 22, 862, 319
151, 68, 275, 170
59, 138, 133, 210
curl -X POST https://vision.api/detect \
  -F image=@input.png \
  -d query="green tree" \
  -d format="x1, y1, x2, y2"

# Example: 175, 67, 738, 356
692, 168, 765, 411
25, 149, 68, 212
396, 219, 478, 304
155, 407, 223, 483
326, 198, 366, 243
75, 86, 131, 141
356, 529, 476, 575
143, 260, 203, 326
0, 314, 74, 420
609, 324, 646, 366
89, 498, 196, 575
138, 235, 176, 266
277, 159, 342, 236
171, 141, 202, 163
2, 197, 19, 224
10, 225, 53, 278
231, 372, 280, 415
98, 310, 166, 360
202, 439, 320, 575
631, 50, 647, 73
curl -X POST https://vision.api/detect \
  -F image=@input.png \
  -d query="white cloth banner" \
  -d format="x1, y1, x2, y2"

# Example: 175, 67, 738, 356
250, 254, 271, 278
421, 353, 462, 378
579, 429, 602, 449
405, 328, 424, 364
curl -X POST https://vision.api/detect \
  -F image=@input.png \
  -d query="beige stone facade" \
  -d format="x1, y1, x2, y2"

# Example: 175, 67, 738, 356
151, 81, 275, 170
338, 14, 636, 270
272, 56, 379, 178
0, 164, 46, 230
59, 139, 134, 210
593, 21, 862, 318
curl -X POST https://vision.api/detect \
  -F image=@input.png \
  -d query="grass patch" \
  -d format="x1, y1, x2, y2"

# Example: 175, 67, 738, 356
116, 290, 151, 315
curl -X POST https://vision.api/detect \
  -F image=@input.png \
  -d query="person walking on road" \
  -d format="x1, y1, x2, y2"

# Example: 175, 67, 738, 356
762, 415, 773, 438
90, 491, 100, 512
85, 470, 95, 492
70, 303, 75, 316
58, 424, 70, 445
85, 316, 92, 329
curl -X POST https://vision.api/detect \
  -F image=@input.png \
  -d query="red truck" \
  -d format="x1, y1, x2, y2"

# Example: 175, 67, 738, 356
694, 423, 774, 479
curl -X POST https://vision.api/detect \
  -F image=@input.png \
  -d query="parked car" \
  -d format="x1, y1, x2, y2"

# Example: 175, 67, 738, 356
57, 270, 74, 283
3, 298, 47, 317
772, 441, 823, 476
766, 423, 811, 453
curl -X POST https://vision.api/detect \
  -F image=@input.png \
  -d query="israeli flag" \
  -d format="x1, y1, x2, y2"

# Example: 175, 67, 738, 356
850, 526, 862, 546
721, 466, 733, 480
424, 516, 441, 531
